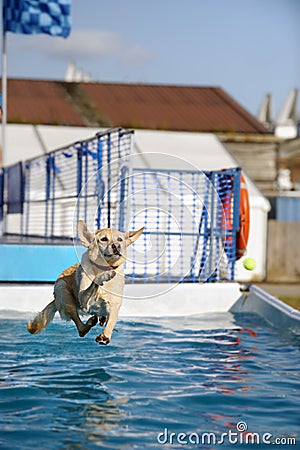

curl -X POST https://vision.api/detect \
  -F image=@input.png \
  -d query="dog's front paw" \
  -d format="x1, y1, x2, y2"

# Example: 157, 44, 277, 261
95, 333, 110, 345
94, 270, 116, 286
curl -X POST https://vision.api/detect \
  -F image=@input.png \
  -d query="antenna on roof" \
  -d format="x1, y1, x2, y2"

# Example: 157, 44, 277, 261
65, 61, 76, 81
64, 61, 92, 83
275, 88, 299, 139
277, 88, 298, 125
257, 93, 274, 130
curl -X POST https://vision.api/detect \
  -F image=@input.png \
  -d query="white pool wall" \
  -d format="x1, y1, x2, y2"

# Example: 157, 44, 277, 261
0, 282, 241, 317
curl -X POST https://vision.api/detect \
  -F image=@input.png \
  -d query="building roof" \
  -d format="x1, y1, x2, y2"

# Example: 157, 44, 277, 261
4, 78, 270, 134
7, 79, 85, 126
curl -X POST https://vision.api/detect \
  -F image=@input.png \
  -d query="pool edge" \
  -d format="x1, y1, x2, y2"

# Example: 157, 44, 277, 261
230, 284, 300, 334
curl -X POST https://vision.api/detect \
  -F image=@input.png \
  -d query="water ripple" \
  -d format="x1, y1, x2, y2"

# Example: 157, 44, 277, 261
0, 312, 299, 449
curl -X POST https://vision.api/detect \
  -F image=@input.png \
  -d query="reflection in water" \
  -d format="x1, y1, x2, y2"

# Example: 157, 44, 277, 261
34, 366, 127, 447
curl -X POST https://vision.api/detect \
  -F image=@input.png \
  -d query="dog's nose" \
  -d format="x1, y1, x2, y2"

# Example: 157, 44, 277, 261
112, 243, 121, 254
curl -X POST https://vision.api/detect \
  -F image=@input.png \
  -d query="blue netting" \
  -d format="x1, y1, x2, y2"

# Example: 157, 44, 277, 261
125, 168, 241, 283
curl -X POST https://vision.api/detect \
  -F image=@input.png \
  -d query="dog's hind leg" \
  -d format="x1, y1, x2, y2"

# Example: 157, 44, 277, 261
67, 304, 98, 338
99, 316, 107, 326
54, 281, 98, 338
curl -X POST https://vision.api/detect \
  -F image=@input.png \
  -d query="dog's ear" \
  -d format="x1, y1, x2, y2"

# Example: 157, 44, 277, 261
77, 220, 94, 248
126, 226, 145, 246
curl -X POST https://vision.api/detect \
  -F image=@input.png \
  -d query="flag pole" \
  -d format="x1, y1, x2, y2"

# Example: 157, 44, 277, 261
1, 25, 7, 167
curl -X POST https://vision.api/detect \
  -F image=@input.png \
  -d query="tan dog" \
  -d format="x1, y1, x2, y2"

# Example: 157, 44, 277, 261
27, 220, 144, 345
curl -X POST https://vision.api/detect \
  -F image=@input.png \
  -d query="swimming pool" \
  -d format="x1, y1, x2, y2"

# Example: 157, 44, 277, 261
0, 311, 299, 449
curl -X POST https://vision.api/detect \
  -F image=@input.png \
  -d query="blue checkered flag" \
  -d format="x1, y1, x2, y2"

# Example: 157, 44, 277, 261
3, 0, 71, 38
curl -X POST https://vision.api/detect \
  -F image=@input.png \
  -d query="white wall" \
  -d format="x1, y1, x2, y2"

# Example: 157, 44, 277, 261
235, 196, 269, 281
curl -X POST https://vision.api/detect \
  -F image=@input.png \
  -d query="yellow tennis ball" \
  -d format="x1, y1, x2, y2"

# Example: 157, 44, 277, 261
243, 257, 256, 271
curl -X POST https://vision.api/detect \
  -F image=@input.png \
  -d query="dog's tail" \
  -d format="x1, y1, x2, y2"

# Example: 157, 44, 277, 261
27, 300, 57, 334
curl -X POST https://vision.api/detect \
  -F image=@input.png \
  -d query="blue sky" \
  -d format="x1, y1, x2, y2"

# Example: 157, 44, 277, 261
2, 0, 300, 117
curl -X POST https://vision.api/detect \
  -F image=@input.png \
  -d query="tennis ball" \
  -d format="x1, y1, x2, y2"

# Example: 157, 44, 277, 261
243, 257, 256, 271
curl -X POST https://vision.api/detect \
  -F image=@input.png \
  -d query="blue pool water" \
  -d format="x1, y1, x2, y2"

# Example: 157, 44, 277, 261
0, 312, 299, 449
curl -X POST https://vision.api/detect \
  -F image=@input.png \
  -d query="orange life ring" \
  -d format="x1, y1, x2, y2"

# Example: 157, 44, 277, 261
236, 174, 250, 259
221, 172, 250, 260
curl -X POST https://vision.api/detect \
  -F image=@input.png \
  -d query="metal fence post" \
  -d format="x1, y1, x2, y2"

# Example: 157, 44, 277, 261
76, 144, 82, 227
231, 168, 241, 279
45, 155, 51, 238
50, 154, 56, 237
106, 132, 111, 228
96, 136, 103, 229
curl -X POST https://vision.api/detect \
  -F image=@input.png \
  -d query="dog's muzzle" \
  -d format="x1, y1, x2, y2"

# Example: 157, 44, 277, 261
111, 243, 122, 255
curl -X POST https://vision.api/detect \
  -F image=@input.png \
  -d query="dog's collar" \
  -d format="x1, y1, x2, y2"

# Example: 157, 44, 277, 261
91, 260, 119, 270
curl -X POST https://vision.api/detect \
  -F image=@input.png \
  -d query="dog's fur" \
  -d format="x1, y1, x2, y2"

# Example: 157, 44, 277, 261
27, 220, 144, 345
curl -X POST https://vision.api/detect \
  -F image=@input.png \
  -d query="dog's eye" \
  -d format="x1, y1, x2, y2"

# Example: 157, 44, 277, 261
117, 237, 123, 242
100, 236, 108, 242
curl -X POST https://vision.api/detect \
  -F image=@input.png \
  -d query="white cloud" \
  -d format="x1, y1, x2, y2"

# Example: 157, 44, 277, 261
119, 45, 154, 67
7, 28, 155, 78
10, 29, 122, 59
52, 29, 123, 58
